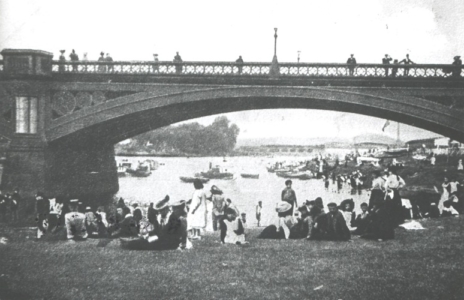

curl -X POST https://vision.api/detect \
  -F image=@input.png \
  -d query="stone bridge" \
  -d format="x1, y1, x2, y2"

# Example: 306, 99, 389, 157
0, 49, 463, 201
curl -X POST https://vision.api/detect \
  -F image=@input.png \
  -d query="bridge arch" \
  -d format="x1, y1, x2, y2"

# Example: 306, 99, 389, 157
47, 86, 464, 145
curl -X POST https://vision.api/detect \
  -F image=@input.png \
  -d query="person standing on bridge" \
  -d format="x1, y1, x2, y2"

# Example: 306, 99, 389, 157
382, 54, 392, 77
69, 49, 79, 72
346, 54, 356, 76
153, 54, 159, 73
106, 53, 113, 73
399, 54, 415, 76
59, 50, 66, 73
391, 59, 400, 77
452, 56, 462, 78
173, 52, 183, 74
98, 52, 106, 73
236, 56, 244, 74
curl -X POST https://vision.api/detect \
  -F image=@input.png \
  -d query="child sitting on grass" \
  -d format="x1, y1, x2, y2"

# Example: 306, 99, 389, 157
220, 208, 248, 245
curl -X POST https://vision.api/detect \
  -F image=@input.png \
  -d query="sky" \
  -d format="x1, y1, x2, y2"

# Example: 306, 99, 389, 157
1, 0, 462, 142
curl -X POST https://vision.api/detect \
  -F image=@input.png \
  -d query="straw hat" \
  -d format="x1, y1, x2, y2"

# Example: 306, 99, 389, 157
155, 195, 170, 210
276, 201, 292, 213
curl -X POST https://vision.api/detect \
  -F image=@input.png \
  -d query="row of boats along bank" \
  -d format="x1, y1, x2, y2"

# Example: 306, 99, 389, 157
179, 160, 319, 183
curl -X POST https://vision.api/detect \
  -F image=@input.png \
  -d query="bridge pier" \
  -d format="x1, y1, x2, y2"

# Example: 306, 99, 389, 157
2, 138, 119, 204
0, 49, 118, 207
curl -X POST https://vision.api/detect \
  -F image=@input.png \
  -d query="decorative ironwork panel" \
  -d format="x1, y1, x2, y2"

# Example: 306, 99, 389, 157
52, 91, 76, 116
75, 92, 92, 108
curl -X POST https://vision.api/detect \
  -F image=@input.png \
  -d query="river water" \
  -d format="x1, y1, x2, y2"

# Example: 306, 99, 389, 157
116, 156, 369, 227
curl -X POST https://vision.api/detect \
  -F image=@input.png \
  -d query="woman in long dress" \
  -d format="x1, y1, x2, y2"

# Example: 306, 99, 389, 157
384, 166, 406, 227
438, 177, 450, 214
369, 171, 385, 210
187, 179, 207, 240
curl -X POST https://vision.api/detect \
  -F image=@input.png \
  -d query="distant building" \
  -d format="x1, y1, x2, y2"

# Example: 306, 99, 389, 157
406, 137, 463, 151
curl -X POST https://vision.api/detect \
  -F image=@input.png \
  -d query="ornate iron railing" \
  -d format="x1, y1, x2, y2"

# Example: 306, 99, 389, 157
1, 59, 462, 78
50, 61, 463, 78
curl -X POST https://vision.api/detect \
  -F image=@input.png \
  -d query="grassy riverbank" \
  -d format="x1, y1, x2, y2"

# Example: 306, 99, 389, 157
1, 216, 464, 300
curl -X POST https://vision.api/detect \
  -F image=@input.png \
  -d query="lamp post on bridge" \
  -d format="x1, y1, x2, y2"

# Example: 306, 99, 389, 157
297, 51, 301, 63
269, 28, 280, 79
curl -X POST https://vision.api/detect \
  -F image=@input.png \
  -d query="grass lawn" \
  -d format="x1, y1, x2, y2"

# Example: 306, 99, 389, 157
1, 216, 464, 300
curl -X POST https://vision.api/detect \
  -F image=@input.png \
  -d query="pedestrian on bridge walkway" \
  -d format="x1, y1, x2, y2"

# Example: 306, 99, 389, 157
399, 54, 415, 76
346, 54, 356, 76
106, 53, 113, 73
59, 50, 66, 73
69, 49, 79, 72
153, 54, 159, 73
382, 54, 392, 77
98, 52, 106, 73
452, 56, 462, 78
174, 52, 183, 74
236, 56, 244, 74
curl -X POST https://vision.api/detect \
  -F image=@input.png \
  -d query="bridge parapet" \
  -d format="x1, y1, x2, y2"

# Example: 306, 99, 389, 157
0, 49, 53, 77
45, 60, 464, 79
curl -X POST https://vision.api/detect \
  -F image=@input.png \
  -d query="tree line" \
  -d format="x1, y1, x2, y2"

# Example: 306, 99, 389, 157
115, 116, 240, 156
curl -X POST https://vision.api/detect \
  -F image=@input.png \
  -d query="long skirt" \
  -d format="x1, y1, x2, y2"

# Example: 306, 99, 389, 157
369, 189, 385, 210
187, 204, 206, 230
389, 189, 404, 226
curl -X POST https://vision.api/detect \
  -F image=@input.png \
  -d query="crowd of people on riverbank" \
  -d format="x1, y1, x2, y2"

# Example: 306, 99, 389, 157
26, 160, 464, 251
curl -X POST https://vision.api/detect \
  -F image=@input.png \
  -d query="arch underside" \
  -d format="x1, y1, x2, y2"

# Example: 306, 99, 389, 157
47, 87, 464, 146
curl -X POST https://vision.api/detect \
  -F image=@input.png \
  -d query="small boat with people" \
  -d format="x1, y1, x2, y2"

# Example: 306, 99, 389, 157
179, 176, 210, 183
240, 173, 259, 179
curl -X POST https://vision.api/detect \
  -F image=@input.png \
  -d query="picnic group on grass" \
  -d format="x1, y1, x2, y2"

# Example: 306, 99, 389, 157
20, 162, 463, 251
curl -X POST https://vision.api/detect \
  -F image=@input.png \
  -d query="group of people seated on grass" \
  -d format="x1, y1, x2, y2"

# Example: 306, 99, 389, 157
33, 165, 463, 250
33, 178, 250, 250
260, 166, 463, 242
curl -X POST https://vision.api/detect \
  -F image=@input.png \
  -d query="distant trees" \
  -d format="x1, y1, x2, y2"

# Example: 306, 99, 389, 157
115, 116, 240, 156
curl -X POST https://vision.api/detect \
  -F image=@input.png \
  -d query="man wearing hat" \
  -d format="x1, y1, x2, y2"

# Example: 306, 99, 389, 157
84, 207, 98, 236
64, 200, 88, 240
153, 196, 171, 234
311, 203, 350, 241
210, 185, 226, 231
276, 201, 295, 239
124, 198, 190, 250
346, 54, 356, 76
69, 49, 79, 72
153, 54, 159, 73
382, 54, 392, 77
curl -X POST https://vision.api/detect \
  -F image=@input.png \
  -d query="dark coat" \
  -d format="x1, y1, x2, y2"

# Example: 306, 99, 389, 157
311, 211, 351, 241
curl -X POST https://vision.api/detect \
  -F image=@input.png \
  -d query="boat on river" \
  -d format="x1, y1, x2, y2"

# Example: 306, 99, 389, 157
126, 164, 151, 177
276, 170, 313, 180
179, 176, 210, 183
240, 173, 259, 179
195, 164, 234, 180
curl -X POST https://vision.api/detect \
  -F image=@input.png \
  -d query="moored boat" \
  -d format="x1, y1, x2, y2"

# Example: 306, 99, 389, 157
240, 173, 259, 179
179, 176, 210, 183
276, 171, 313, 180
126, 165, 151, 177
196, 164, 234, 179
